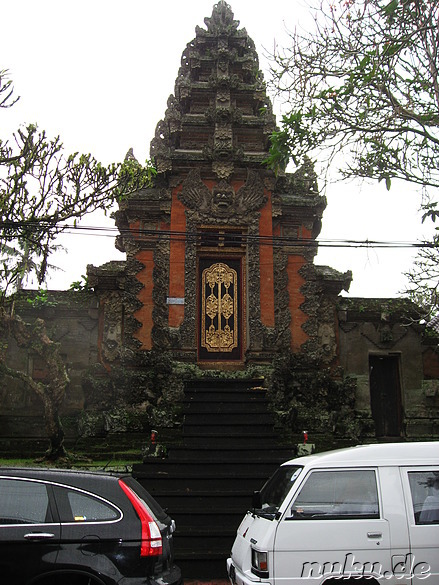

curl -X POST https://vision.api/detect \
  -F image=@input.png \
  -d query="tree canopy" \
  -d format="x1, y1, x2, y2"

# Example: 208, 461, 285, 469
267, 0, 439, 318
0, 74, 155, 299
0, 69, 155, 459
267, 0, 439, 196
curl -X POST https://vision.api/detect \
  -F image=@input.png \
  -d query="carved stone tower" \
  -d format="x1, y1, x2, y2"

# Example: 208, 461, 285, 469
112, 1, 340, 369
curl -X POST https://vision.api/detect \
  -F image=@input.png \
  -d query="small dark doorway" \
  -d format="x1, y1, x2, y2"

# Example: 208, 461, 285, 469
369, 354, 403, 438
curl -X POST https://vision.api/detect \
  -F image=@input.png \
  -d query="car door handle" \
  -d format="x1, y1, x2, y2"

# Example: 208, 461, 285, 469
24, 532, 56, 540
367, 532, 382, 539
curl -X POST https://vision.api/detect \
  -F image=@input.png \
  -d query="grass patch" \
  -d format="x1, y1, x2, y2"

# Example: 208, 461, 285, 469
0, 457, 138, 472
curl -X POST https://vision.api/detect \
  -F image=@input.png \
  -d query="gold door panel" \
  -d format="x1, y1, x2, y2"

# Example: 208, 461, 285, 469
198, 258, 242, 361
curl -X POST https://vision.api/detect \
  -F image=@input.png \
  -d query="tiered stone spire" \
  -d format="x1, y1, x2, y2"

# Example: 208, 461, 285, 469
150, 1, 276, 181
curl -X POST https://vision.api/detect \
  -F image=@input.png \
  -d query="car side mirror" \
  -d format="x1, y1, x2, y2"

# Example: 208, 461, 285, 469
252, 491, 262, 509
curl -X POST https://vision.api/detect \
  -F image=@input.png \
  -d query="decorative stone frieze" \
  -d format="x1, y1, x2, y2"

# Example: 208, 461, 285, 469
179, 168, 265, 219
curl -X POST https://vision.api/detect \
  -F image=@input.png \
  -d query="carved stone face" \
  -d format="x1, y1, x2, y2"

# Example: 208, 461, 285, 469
212, 181, 235, 211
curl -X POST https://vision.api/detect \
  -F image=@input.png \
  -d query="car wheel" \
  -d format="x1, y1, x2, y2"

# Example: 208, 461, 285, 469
40, 574, 102, 585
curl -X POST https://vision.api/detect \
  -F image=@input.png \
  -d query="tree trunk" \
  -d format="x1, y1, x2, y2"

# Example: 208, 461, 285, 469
42, 395, 67, 460
1, 310, 70, 460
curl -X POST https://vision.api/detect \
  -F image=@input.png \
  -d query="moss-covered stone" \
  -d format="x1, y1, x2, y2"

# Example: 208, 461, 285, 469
268, 353, 361, 442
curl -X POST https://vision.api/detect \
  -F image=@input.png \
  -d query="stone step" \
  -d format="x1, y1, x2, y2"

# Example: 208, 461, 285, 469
135, 458, 282, 475
135, 378, 279, 580
165, 445, 295, 461
178, 433, 281, 448
183, 422, 274, 436
183, 411, 273, 425
146, 490, 253, 512
134, 469, 272, 496
184, 386, 267, 403
183, 401, 270, 415
171, 508, 244, 529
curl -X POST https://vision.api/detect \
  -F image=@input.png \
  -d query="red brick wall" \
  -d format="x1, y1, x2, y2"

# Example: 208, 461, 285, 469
130, 182, 312, 352
168, 188, 186, 328
133, 250, 155, 350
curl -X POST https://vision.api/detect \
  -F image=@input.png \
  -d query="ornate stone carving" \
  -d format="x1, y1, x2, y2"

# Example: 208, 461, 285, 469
165, 95, 182, 135
179, 168, 266, 218
212, 161, 234, 179
150, 119, 172, 173
273, 248, 291, 349
101, 292, 123, 362
274, 157, 319, 196
202, 1, 240, 35
119, 2, 328, 365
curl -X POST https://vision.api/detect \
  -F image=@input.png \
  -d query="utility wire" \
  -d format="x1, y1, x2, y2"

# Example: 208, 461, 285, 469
1, 221, 437, 249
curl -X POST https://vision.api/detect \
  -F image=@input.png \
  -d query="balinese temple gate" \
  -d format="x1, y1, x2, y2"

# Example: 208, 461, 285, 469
87, 4, 353, 573
2, 1, 438, 579
105, 1, 339, 369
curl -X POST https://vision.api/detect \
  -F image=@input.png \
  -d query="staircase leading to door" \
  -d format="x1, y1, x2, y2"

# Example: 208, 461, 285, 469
132, 379, 296, 579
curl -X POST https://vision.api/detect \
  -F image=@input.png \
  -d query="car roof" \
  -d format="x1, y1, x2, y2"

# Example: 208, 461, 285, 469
0, 467, 129, 481
282, 442, 439, 468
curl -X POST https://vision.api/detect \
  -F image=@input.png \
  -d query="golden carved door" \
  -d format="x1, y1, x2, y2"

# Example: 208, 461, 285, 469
198, 258, 243, 362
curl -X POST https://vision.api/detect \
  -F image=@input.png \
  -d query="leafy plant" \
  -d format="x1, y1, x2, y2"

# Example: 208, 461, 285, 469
69, 275, 90, 292
25, 289, 57, 308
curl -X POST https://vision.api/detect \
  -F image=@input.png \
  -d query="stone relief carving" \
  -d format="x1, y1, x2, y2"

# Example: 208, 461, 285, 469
318, 323, 337, 359
101, 292, 124, 362
361, 322, 408, 349
179, 168, 266, 219
273, 248, 291, 349
212, 161, 234, 179
165, 95, 182, 135
150, 119, 172, 173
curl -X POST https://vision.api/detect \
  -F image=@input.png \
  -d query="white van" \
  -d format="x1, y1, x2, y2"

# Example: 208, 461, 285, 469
227, 442, 438, 584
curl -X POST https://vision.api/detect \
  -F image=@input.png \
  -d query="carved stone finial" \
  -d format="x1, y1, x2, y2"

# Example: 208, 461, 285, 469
125, 147, 137, 162
204, 2, 239, 35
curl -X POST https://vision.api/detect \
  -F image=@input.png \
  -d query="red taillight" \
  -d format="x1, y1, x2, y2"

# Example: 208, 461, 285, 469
119, 479, 163, 556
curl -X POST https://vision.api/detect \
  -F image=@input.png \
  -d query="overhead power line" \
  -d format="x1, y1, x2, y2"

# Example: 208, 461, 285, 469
0, 221, 437, 250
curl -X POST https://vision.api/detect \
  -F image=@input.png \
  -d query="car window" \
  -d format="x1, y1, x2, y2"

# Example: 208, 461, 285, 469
63, 490, 120, 523
289, 469, 379, 520
408, 470, 439, 525
255, 465, 302, 517
0, 478, 51, 525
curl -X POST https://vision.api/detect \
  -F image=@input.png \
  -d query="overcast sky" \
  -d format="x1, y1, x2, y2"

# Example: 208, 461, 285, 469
1, 0, 435, 297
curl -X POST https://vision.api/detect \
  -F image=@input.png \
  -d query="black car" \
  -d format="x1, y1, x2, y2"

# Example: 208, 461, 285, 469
0, 467, 182, 585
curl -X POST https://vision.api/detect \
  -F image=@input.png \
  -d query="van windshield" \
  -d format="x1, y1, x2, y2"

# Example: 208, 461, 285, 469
254, 465, 302, 518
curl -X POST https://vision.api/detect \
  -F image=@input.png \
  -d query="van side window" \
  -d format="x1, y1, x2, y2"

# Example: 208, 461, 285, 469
408, 471, 439, 525
0, 479, 51, 525
289, 470, 379, 520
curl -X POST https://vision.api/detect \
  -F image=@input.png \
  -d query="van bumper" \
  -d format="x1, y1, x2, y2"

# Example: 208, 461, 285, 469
227, 558, 271, 585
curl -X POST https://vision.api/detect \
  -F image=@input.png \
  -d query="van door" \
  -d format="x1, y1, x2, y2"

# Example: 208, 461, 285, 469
273, 468, 398, 583
401, 467, 439, 583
